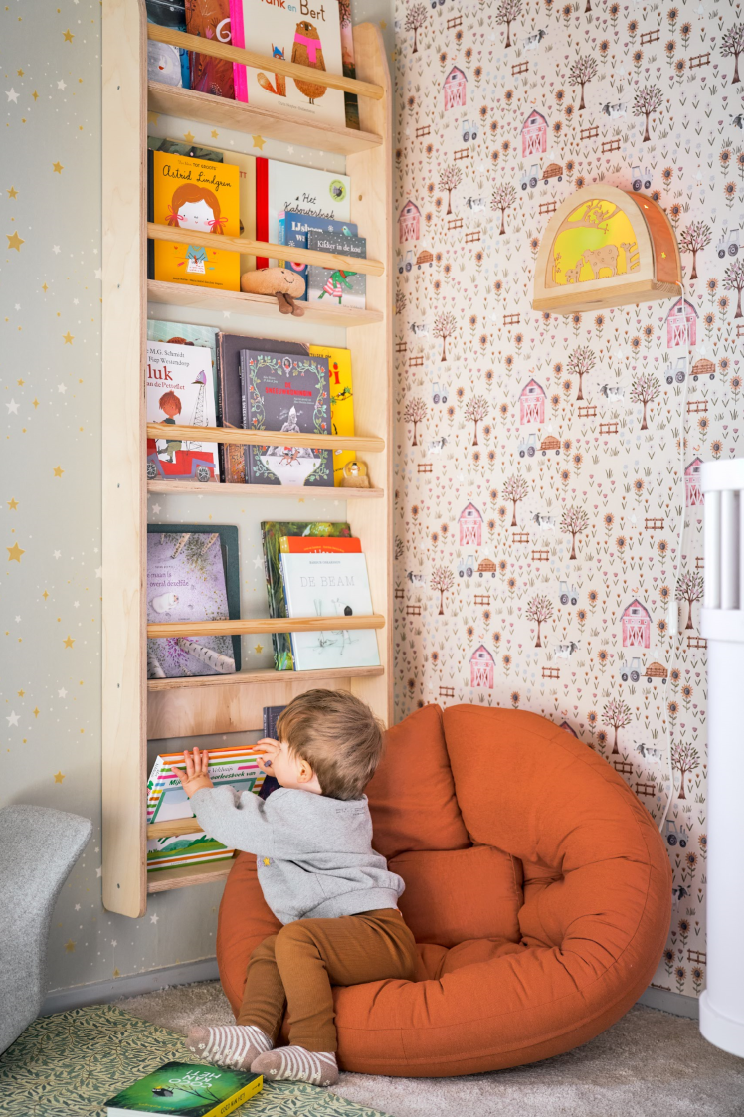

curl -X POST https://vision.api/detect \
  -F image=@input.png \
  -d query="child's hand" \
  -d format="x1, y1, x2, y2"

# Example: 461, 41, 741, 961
255, 737, 280, 775
171, 747, 214, 798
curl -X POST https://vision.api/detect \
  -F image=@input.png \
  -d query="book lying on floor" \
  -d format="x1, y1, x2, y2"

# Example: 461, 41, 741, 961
146, 745, 265, 872
280, 551, 380, 670
105, 1062, 262, 1117
261, 520, 352, 670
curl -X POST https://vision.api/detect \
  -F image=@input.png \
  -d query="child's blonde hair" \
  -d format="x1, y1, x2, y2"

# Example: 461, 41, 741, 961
277, 689, 384, 801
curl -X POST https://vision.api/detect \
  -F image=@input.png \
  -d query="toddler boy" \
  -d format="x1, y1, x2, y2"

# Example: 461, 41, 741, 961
173, 689, 416, 1086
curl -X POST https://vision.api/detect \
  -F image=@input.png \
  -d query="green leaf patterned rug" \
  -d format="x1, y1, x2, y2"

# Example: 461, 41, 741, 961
0, 1005, 390, 1117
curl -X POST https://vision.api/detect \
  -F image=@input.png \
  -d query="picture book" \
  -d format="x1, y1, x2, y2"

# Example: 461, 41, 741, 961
309, 344, 355, 484
279, 212, 357, 299
146, 339, 220, 484
255, 157, 350, 268
148, 149, 240, 291
259, 704, 286, 799
105, 1062, 262, 1117
146, 0, 190, 89
146, 745, 264, 871
280, 552, 380, 670
279, 534, 361, 553
216, 332, 308, 484
338, 0, 359, 130
148, 135, 225, 163
240, 349, 331, 487
229, 0, 345, 129
261, 521, 351, 669
185, 0, 234, 99
146, 525, 241, 678
306, 229, 366, 308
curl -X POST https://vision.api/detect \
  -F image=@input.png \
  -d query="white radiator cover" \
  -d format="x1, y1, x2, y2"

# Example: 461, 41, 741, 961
699, 459, 744, 1058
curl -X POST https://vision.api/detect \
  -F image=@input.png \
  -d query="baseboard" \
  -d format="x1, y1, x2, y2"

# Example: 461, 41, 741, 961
40, 957, 220, 1017
637, 985, 699, 1020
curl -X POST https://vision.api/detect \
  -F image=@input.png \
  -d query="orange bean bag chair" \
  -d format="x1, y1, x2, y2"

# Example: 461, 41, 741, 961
217, 704, 671, 1077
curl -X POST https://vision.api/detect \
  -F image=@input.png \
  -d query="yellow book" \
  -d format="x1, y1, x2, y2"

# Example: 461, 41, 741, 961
309, 345, 356, 485
208, 144, 257, 276
150, 149, 240, 291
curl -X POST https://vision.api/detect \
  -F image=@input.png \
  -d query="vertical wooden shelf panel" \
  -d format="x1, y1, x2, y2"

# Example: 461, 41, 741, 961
102, 0, 148, 918
102, 9, 393, 911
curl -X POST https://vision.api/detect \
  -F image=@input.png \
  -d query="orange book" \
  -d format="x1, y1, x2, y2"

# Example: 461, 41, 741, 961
278, 535, 362, 554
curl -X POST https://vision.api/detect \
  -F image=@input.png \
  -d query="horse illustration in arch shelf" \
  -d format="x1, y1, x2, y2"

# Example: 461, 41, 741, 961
533, 186, 681, 313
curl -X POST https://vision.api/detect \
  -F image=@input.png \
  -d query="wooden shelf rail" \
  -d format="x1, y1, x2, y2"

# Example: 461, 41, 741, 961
148, 818, 205, 840
147, 663, 385, 691
147, 614, 386, 639
146, 25, 384, 101
145, 423, 385, 452
146, 479, 384, 498
145, 223, 384, 278
146, 280, 384, 326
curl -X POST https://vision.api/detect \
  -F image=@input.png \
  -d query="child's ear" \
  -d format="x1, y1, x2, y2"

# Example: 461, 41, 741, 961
296, 757, 315, 784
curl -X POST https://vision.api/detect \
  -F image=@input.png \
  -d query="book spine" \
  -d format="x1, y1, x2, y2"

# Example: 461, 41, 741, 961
238, 350, 253, 484
215, 336, 226, 482
255, 158, 269, 269
147, 148, 154, 280
260, 523, 283, 668
203, 1076, 264, 1117
228, 0, 248, 103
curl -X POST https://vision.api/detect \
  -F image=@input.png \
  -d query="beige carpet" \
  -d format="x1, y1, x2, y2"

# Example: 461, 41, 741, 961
118, 981, 744, 1117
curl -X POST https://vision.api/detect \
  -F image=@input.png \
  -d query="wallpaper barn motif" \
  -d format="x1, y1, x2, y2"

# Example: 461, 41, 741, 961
393, 0, 744, 999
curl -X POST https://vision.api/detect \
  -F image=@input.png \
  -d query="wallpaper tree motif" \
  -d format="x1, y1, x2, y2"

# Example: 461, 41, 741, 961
393, 0, 743, 999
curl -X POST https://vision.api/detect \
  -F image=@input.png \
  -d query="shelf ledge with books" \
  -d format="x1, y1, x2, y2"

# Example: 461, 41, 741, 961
146, 280, 384, 328
146, 614, 385, 639
145, 423, 385, 453
146, 861, 234, 894
147, 663, 385, 692
146, 479, 384, 499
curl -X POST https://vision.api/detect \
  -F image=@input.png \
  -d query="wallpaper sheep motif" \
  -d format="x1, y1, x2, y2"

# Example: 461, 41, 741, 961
393, 0, 744, 999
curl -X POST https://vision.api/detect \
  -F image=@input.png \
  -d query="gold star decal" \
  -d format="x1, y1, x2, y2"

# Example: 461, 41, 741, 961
6, 232, 24, 251
18, 689, 25, 697
17, 69, 24, 76
7, 186, 18, 199
252, 135, 266, 150
7, 543, 25, 562
41, 283, 48, 292
7, 498, 18, 510
63, 29, 74, 41
33, 707, 40, 718
32, 90, 39, 101
53, 161, 64, 174
42, 590, 49, 600
54, 771, 66, 783
63, 635, 75, 649
64, 939, 75, 952
62, 331, 74, 344
33, 398, 39, 408
183, 130, 195, 143
53, 465, 64, 477
147, 111, 159, 126
380, 19, 387, 28
17, 378, 24, 386
254, 643, 264, 654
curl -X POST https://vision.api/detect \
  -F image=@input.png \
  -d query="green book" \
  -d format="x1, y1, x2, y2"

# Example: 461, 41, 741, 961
105, 1062, 262, 1117
261, 520, 352, 670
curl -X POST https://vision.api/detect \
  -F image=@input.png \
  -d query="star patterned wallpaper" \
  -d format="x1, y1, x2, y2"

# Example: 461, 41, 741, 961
392, 0, 744, 999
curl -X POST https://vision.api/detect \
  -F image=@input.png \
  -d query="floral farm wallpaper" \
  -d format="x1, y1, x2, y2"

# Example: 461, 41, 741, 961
392, 0, 744, 999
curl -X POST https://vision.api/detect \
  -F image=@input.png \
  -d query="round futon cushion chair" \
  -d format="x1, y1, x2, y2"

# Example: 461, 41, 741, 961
217, 704, 671, 1077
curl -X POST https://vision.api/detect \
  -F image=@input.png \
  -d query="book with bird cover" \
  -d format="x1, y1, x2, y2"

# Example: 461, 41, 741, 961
255, 157, 351, 268
147, 149, 241, 291
260, 521, 352, 669
146, 339, 220, 483
105, 1062, 262, 1116
185, 0, 235, 99
229, 0, 346, 129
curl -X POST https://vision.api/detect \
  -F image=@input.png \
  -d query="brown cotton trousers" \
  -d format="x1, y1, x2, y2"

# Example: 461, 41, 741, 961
237, 907, 418, 1052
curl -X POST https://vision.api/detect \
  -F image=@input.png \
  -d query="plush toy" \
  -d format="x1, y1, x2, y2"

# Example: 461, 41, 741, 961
240, 267, 306, 316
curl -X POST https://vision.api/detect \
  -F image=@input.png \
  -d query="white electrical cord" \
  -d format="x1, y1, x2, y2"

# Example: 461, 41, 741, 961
656, 279, 691, 836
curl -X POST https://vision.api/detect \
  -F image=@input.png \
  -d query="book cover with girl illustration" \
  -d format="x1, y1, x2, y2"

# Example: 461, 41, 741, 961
148, 149, 240, 290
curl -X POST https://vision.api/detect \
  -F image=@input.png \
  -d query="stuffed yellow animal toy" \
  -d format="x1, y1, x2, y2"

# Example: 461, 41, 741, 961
240, 267, 306, 316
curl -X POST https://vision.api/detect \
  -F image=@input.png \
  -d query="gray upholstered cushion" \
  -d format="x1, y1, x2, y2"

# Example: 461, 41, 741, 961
0, 805, 91, 1053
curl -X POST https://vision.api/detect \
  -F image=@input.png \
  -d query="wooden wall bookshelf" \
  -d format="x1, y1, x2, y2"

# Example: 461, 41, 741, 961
102, 1, 392, 916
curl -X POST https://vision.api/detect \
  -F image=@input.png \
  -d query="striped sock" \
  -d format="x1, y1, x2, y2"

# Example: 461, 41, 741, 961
186, 1024, 273, 1070
251, 1045, 339, 1087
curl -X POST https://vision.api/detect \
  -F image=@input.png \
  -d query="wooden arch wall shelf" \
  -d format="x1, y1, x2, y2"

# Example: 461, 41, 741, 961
532, 186, 681, 314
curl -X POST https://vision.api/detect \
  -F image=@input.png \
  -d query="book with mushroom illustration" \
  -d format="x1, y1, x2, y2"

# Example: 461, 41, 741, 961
228, 0, 346, 127
146, 525, 241, 678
